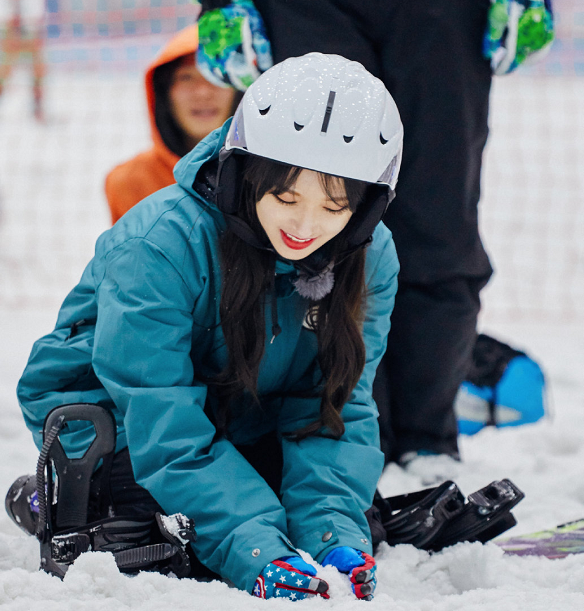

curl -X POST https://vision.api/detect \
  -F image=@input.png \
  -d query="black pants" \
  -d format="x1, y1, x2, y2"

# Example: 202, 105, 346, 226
87, 447, 163, 522
88, 440, 285, 522
254, 0, 494, 460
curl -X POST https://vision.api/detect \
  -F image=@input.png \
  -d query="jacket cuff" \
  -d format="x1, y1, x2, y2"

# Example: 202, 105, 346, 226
214, 530, 298, 594
292, 517, 373, 565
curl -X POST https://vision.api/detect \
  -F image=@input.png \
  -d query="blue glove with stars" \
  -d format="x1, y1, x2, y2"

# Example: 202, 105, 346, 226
323, 547, 377, 601
253, 556, 330, 600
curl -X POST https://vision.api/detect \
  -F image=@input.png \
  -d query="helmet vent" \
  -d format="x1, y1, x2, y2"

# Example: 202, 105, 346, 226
343, 135, 354, 143
259, 106, 271, 116
294, 122, 305, 131
320, 91, 336, 134
380, 134, 388, 145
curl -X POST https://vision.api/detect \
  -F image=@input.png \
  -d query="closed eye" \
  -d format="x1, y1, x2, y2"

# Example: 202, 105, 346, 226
325, 206, 350, 215
274, 194, 297, 205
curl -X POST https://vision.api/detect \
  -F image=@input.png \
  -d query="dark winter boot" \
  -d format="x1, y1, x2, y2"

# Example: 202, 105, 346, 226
5, 474, 39, 536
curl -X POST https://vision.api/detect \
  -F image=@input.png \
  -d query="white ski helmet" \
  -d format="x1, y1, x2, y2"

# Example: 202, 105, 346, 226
224, 52, 403, 190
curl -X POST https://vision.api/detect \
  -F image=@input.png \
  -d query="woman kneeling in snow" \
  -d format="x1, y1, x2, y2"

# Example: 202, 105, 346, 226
10, 53, 402, 601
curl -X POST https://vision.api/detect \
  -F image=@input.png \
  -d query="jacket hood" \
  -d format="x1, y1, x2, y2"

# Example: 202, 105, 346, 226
145, 24, 199, 166
173, 119, 231, 202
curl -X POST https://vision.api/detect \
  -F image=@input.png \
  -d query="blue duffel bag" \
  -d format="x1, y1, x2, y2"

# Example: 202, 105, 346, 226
455, 334, 546, 435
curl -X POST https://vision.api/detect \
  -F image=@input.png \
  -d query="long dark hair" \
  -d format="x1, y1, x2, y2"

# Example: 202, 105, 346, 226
214, 155, 369, 440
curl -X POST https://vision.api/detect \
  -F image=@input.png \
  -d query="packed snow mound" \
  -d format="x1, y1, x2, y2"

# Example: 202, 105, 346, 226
2, 536, 584, 610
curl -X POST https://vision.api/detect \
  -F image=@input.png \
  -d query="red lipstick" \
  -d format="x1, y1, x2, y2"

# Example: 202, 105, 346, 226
280, 230, 316, 250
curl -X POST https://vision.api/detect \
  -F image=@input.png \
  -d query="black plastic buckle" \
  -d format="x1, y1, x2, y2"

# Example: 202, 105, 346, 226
467, 479, 524, 515
50, 532, 91, 564
382, 481, 466, 548
378, 478, 525, 553
429, 479, 525, 551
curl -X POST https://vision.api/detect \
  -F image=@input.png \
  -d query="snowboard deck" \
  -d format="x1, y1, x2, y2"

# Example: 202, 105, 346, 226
496, 519, 584, 558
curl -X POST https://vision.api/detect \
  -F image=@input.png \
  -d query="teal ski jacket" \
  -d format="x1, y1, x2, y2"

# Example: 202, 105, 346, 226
17, 121, 399, 593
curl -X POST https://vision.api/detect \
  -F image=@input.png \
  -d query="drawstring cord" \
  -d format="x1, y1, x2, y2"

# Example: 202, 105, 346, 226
270, 269, 281, 344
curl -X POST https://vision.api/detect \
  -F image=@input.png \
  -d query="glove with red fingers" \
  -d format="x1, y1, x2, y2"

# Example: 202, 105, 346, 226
253, 556, 330, 601
322, 546, 377, 600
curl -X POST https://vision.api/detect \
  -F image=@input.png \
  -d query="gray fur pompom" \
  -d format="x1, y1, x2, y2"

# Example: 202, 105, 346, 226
293, 262, 335, 300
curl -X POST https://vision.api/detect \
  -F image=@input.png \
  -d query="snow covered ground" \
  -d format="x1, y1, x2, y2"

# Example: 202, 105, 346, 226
0, 70, 583, 610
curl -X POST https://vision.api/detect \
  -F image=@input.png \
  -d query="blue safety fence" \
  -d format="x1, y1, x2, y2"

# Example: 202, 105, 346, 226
9, 0, 200, 72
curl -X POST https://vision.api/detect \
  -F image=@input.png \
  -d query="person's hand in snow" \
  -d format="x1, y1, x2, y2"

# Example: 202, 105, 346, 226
253, 556, 330, 600
322, 546, 377, 600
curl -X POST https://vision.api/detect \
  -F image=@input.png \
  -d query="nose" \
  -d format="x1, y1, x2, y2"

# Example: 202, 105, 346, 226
193, 75, 220, 99
289, 203, 318, 238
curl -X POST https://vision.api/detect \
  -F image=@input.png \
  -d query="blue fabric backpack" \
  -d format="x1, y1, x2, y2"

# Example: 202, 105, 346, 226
455, 334, 546, 435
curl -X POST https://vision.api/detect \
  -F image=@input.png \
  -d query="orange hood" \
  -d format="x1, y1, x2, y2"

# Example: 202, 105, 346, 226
145, 24, 199, 165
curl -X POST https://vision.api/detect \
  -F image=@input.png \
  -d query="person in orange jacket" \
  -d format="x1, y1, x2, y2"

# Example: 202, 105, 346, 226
105, 24, 240, 224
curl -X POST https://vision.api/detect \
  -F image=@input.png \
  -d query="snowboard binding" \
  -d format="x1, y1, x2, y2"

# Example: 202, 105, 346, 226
373, 478, 524, 552
29, 403, 197, 578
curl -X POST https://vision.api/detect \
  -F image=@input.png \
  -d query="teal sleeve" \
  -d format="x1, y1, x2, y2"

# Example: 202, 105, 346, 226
278, 237, 399, 562
92, 238, 295, 592
17, 260, 114, 453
